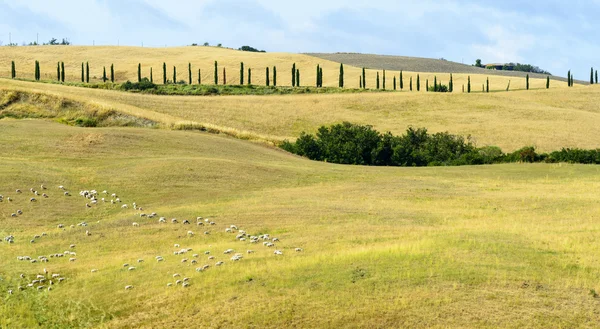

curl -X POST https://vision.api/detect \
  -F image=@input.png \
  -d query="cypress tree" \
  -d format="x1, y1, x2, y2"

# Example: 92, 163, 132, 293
434, 76, 437, 92
400, 71, 404, 90
37, 61, 40, 81
198, 69, 201, 84
296, 69, 300, 87
359, 76, 362, 89
383, 70, 386, 90
591, 67, 595, 85
339, 63, 344, 88
596, 70, 599, 84
86, 62, 89, 83
81, 63, 84, 82
163, 63, 167, 84
150, 67, 153, 83
467, 76, 471, 93
102, 66, 107, 82
173, 66, 177, 83
409, 76, 412, 91
416, 74, 420, 91
449, 74, 453, 92
273, 66, 277, 86
214, 61, 218, 85
486, 77, 489, 93
292, 63, 296, 87
393, 76, 396, 90
240, 62, 244, 85
57, 62, 60, 81
223, 67, 226, 85
248, 68, 252, 85
316, 65, 320, 87
61, 62, 64, 82
546, 76, 550, 89
11, 61, 15, 79
362, 67, 366, 89
567, 70, 571, 87
188, 63, 192, 85
376, 72, 380, 89
319, 67, 323, 87
266, 67, 270, 86
526, 74, 529, 90
110, 64, 114, 83
138, 63, 141, 82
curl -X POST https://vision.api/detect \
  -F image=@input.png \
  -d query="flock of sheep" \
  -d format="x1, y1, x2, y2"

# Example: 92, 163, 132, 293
2, 184, 304, 296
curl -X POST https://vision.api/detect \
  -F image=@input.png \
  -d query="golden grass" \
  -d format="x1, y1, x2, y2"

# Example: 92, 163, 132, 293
2, 120, 600, 328
0, 46, 573, 92
1, 78, 599, 152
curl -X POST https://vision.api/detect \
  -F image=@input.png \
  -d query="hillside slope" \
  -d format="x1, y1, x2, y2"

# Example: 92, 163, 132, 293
2, 79, 599, 152
307, 53, 578, 83
2, 120, 600, 328
0, 46, 571, 91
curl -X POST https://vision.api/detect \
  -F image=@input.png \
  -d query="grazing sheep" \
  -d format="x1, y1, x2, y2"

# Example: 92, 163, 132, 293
70, 244, 76, 248
140, 214, 147, 218
209, 222, 216, 226
191, 260, 198, 264
121, 204, 128, 209
274, 250, 283, 255
167, 283, 173, 287
266, 243, 275, 248
173, 273, 181, 278
64, 191, 70, 196
182, 282, 190, 288
69, 258, 76, 262
125, 285, 133, 290
295, 248, 303, 252
183, 220, 190, 225
123, 263, 129, 267
41, 184, 46, 190
204, 251, 211, 255
85, 231, 91, 236
208, 256, 215, 260
17, 210, 23, 215
11, 213, 17, 217
128, 267, 136, 271
192, 254, 199, 258
174, 244, 180, 248
204, 231, 210, 235
16, 189, 22, 193
137, 259, 144, 263
273, 238, 280, 242
58, 224, 65, 229
175, 280, 182, 285
197, 222, 204, 226
42, 193, 48, 198
181, 259, 188, 263
224, 249, 234, 254
159, 217, 167, 223
187, 231, 194, 236
59, 185, 64, 190
247, 250, 255, 254
132, 222, 140, 227
225, 228, 233, 233
171, 219, 178, 224
91, 269, 98, 273
230, 225, 238, 230
58, 278, 65, 283
7, 197, 12, 202
215, 261, 224, 266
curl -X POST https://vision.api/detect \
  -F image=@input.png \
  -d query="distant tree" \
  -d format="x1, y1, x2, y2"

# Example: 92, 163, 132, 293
362, 67, 366, 89
316, 65, 320, 87
426, 79, 429, 92
198, 69, 201, 84
138, 63, 141, 83
416, 74, 420, 91
339, 63, 344, 88
214, 61, 218, 85
591, 67, 595, 85
111, 64, 115, 83
57, 62, 60, 81
486, 77, 489, 92
292, 63, 296, 87
376, 72, 380, 89
163, 62, 167, 84
149, 67, 152, 83
596, 70, 599, 84
400, 71, 403, 90
248, 68, 252, 85
449, 73, 453, 92
467, 76, 471, 93
36, 61, 40, 81
240, 62, 244, 85
203, 42, 209, 46
393, 76, 396, 90
359, 76, 362, 89
188, 63, 192, 85
409, 76, 412, 91
173, 66, 177, 83
81, 63, 84, 82
320, 67, 323, 87
434, 76, 437, 92
567, 70, 571, 87
102, 66, 107, 82
86, 62, 89, 83
475, 59, 483, 67
273, 66, 277, 86
266, 67, 270, 86
526, 74, 529, 90
546, 76, 550, 89
61, 62, 64, 82
238, 45, 266, 53
296, 69, 300, 87
11, 61, 15, 79
223, 67, 226, 85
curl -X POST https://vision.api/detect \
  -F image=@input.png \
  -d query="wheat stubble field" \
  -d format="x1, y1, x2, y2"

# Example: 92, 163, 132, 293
1, 46, 600, 328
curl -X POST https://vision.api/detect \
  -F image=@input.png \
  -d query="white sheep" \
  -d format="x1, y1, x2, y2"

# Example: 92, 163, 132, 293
172, 273, 181, 278
128, 267, 136, 271
215, 261, 224, 266
274, 250, 283, 255
132, 222, 140, 227
295, 248, 303, 252
187, 231, 194, 236
247, 250, 255, 254
91, 269, 98, 273
125, 285, 133, 290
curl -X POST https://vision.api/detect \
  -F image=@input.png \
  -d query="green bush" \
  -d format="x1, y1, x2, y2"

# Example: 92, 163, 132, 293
120, 78, 156, 91
428, 84, 449, 92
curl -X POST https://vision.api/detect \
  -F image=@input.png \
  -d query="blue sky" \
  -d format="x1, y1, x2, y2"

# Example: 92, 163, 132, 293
1, 0, 599, 78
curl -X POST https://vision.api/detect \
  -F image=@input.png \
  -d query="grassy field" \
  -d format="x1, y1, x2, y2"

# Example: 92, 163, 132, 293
0, 46, 572, 92
2, 120, 600, 328
1, 78, 598, 152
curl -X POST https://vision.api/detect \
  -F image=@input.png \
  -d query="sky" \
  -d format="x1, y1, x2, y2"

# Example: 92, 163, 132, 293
1, 0, 599, 78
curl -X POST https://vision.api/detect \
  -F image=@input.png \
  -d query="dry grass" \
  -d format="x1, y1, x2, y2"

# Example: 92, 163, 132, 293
1, 79, 598, 152
2, 120, 600, 328
0, 46, 574, 92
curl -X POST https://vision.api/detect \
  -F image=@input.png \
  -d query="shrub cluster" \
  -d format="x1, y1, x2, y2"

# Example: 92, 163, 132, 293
120, 78, 156, 91
281, 122, 600, 167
